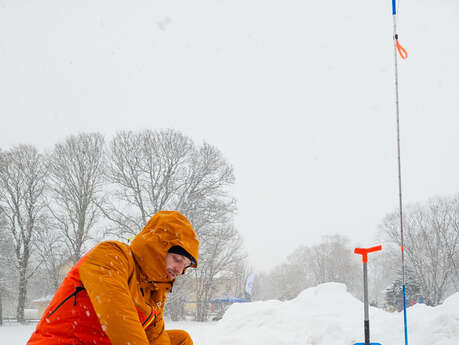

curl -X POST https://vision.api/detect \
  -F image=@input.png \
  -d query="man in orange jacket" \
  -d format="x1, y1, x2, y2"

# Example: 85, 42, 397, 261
27, 211, 199, 345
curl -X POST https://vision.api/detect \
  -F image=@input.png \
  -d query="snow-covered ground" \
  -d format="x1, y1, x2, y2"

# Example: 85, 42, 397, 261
3, 283, 458, 345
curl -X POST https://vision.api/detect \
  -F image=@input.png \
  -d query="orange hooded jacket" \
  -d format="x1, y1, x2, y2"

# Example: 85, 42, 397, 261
27, 211, 199, 345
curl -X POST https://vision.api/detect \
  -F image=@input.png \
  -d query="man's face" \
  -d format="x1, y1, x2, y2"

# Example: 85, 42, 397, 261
165, 253, 192, 280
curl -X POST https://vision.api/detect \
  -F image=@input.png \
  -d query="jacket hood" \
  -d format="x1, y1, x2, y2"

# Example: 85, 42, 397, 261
130, 211, 199, 283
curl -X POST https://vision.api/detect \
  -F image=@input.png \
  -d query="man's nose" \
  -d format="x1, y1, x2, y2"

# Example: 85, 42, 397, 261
175, 264, 184, 274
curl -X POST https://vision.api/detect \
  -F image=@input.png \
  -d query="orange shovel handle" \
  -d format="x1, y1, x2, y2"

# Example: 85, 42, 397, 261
354, 245, 382, 263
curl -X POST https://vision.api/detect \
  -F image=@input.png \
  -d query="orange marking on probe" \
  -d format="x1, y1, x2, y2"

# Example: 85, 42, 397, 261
396, 39, 408, 59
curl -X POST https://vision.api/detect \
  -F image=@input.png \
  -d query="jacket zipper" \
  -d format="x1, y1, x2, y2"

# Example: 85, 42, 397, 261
147, 280, 174, 292
47, 286, 85, 318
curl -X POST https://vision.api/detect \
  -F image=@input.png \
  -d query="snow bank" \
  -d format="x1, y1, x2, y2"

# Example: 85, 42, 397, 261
206, 283, 378, 345
196, 282, 459, 345
3, 283, 459, 345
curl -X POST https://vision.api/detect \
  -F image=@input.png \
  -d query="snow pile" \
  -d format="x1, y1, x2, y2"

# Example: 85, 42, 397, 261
200, 283, 378, 345
405, 292, 459, 345
3, 283, 459, 345
194, 283, 459, 345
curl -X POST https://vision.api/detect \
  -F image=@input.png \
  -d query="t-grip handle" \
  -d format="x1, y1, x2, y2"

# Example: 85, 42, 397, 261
354, 245, 382, 263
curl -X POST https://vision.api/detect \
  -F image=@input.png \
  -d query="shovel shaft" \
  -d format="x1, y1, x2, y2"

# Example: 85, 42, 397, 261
363, 263, 370, 345
354, 245, 382, 345
363, 262, 369, 321
364, 320, 370, 345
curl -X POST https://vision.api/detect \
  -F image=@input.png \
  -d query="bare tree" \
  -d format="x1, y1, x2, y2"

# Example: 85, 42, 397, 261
381, 195, 459, 306
251, 271, 282, 301
228, 260, 251, 299
104, 129, 242, 320
0, 145, 48, 322
163, 278, 190, 321
165, 219, 245, 321
47, 133, 106, 263
257, 246, 318, 301
193, 224, 244, 321
33, 216, 69, 291
262, 261, 302, 301
253, 235, 361, 301
367, 244, 399, 307
308, 235, 361, 294
0, 218, 16, 325
102, 130, 194, 235
103, 130, 236, 236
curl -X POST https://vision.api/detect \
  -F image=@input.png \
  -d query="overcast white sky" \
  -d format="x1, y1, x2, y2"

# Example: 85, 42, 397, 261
1, 0, 458, 272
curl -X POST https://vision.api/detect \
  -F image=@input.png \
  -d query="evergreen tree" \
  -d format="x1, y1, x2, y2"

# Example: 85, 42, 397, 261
385, 268, 420, 311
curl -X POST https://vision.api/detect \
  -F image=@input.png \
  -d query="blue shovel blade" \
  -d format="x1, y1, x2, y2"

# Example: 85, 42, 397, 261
354, 343, 382, 345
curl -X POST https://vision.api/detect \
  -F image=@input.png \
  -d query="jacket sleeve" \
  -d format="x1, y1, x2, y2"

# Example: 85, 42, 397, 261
79, 242, 150, 345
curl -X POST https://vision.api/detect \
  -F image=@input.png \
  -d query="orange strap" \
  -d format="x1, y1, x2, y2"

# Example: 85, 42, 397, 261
396, 39, 408, 60
142, 307, 158, 329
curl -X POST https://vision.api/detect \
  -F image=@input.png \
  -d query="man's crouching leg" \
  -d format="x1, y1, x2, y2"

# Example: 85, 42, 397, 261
165, 330, 193, 345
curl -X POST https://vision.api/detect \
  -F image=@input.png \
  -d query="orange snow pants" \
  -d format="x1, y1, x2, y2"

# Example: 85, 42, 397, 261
152, 329, 193, 345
